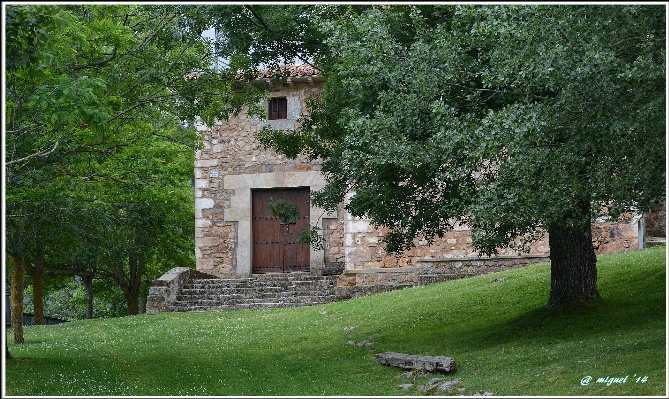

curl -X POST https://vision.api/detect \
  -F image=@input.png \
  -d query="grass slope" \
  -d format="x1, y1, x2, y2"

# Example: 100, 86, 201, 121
4, 246, 666, 396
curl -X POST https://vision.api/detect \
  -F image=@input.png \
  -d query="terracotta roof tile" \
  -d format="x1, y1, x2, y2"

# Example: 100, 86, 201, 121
242, 63, 321, 79
185, 64, 322, 82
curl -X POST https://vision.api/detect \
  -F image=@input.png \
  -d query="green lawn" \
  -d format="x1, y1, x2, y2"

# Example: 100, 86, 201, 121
5, 246, 666, 396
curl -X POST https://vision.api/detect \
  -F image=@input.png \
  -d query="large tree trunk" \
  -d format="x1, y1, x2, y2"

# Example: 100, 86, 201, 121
9, 255, 25, 344
118, 251, 144, 316
128, 252, 144, 315
127, 293, 140, 316
30, 267, 44, 325
27, 249, 44, 325
81, 273, 94, 319
546, 206, 599, 310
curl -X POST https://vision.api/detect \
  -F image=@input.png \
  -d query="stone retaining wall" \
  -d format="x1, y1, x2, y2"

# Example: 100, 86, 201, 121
335, 254, 551, 300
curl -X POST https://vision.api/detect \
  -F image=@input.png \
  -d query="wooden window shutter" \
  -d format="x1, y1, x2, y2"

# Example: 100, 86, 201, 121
268, 97, 287, 120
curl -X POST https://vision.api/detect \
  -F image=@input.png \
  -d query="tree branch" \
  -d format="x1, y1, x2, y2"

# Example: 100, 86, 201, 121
608, 36, 641, 47
5, 123, 46, 135
244, 5, 271, 32
556, 26, 579, 48
5, 141, 59, 166
450, 83, 549, 101
126, 12, 178, 56
72, 47, 117, 71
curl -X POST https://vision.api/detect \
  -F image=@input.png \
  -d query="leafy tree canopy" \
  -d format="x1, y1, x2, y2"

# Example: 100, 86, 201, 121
221, 4, 665, 309
4, 4, 259, 315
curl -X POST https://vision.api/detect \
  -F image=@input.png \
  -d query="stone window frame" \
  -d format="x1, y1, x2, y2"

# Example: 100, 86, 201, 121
258, 96, 302, 131
268, 97, 287, 120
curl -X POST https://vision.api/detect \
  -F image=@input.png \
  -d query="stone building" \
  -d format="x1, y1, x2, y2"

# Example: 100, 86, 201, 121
193, 64, 647, 298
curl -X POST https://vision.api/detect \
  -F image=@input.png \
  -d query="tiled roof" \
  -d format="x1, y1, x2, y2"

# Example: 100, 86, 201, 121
185, 64, 323, 83
258, 64, 321, 78
254, 63, 321, 78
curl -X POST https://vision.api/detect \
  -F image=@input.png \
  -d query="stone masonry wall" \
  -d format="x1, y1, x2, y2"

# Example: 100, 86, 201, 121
322, 202, 347, 274
195, 75, 648, 287
336, 212, 642, 288
335, 254, 551, 300
644, 202, 666, 238
341, 207, 551, 270
592, 218, 638, 254
195, 78, 342, 278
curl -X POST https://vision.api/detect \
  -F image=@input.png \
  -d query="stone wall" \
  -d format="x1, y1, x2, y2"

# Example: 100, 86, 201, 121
322, 203, 347, 274
340, 202, 551, 273
591, 217, 639, 254
195, 75, 650, 290
644, 202, 666, 238
195, 77, 341, 278
335, 254, 551, 300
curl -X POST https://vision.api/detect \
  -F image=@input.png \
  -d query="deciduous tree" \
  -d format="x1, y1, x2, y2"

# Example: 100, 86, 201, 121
5, 4, 256, 351
241, 5, 665, 309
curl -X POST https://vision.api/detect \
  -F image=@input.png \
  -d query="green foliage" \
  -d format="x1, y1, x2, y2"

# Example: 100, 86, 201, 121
256, 125, 309, 159
183, 5, 348, 71
4, 4, 240, 314
4, 5, 72, 72
23, 277, 127, 321
266, 197, 300, 225
266, 198, 325, 250
254, 4, 665, 256
295, 226, 325, 251
5, 247, 665, 396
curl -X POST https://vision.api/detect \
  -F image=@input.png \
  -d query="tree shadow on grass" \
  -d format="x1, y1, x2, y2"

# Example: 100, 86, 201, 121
458, 293, 664, 349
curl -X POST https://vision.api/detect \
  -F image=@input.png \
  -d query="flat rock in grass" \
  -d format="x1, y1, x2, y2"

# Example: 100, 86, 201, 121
439, 377, 462, 391
420, 377, 462, 393
402, 370, 430, 379
374, 352, 456, 373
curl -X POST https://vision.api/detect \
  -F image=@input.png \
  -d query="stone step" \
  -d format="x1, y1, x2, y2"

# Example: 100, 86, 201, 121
169, 298, 334, 312
169, 274, 338, 312
186, 277, 334, 288
175, 290, 335, 300
177, 286, 329, 293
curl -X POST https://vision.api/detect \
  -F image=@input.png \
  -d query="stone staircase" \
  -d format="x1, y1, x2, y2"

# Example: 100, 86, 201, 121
164, 273, 339, 313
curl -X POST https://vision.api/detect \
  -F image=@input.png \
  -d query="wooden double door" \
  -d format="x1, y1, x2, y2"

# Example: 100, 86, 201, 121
252, 187, 311, 274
